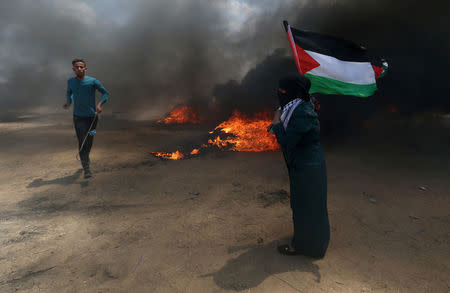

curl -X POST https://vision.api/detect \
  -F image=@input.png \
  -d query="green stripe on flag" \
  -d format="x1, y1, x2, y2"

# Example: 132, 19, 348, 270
305, 73, 377, 97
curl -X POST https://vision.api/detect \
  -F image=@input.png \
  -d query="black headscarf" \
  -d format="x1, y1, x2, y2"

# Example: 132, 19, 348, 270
278, 73, 311, 108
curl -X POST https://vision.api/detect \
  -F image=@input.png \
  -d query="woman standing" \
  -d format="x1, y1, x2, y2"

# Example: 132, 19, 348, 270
269, 73, 330, 258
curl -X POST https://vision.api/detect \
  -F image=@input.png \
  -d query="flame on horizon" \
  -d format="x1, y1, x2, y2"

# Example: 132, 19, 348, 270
158, 105, 201, 125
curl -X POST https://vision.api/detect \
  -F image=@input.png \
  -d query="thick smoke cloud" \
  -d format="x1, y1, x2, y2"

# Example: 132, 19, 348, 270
298, 0, 450, 115
215, 0, 450, 112
212, 49, 296, 116
0, 0, 109, 111
212, 0, 449, 143
0, 0, 297, 118
0, 0, 448, 125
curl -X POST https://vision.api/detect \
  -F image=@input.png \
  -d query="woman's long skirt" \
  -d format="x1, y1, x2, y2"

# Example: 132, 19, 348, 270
289, 159, 330, 258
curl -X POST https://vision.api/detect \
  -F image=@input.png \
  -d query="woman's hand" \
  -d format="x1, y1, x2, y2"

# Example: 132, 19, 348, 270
272, 109, 281, 124
267, 109, 281, 132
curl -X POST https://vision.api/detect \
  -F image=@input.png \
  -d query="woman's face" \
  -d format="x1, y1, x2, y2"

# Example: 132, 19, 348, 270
278, 88, 291, 108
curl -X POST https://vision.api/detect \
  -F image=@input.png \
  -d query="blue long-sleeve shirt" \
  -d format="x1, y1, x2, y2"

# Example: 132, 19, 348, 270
66, 76, 109, 117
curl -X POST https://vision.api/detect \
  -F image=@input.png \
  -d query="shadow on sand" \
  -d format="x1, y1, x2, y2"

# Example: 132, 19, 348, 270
27, 169, 87, 188
203, 239, 321, 291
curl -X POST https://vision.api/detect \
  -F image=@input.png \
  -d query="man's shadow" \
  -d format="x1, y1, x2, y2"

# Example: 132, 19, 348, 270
202, 239, 321, 291
27, 169, 87, 188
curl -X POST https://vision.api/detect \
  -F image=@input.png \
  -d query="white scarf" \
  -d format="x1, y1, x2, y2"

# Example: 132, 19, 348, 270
280, 98, 303, 130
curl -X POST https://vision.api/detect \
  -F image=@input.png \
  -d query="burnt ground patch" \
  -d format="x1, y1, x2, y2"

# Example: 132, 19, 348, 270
257, 189, 290, 208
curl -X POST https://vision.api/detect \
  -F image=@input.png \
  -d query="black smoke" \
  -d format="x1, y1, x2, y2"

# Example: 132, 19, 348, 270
212, 0, 450, 146
0, 1, 297, 118
0, 0, 448, 129
212, 49, 295, 117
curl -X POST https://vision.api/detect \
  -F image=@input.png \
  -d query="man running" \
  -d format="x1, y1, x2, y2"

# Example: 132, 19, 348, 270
63, 59, 109, 178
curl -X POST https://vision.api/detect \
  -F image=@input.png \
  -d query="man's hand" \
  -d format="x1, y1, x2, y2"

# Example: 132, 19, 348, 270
96, 102, 103, 114
63, 103, 71, 110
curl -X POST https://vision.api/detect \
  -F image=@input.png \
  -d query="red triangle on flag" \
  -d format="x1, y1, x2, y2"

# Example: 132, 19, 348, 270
372, 65, 384, 79
295, 44, 320, 74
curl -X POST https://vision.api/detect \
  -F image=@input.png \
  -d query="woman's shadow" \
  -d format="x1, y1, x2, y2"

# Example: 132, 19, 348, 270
202, 238, 321, 291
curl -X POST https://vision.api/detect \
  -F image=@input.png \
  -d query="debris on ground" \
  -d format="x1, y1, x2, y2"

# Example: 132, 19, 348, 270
363, 192, 377, 204
418, 185, 428, 191
257, 189, 289, 208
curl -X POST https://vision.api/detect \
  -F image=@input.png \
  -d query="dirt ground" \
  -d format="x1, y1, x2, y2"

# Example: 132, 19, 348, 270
0, 113, 449, 293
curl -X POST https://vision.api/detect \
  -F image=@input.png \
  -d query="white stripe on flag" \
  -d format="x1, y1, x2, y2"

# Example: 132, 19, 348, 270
306, 50, 376, 85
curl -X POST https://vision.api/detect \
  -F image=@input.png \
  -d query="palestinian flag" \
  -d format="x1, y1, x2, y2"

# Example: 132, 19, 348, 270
283, 20, 388, 97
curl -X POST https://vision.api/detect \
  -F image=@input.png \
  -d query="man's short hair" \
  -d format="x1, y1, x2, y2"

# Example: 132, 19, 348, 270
72, 59, 86, 66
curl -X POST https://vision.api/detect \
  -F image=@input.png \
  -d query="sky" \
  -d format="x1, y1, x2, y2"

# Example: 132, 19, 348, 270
0, 0, 448, 122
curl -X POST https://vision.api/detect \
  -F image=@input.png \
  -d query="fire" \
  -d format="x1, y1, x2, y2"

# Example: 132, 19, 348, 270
158, 105, 201, 124
151, 109, 279, 159
150, 150, 185, 160
208, 110, 279, 152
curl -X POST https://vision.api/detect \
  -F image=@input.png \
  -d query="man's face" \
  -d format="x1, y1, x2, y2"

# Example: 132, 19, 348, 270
72, 62, 87, 78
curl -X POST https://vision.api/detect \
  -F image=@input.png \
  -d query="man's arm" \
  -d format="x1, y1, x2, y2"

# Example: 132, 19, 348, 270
94, 79, 109, 113
63, 80, 72, 109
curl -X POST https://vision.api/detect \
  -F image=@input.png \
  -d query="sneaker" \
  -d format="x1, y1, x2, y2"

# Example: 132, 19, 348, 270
84, 169, 92, 179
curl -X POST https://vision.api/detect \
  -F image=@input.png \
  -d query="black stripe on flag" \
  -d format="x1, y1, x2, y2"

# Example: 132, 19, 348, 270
290, 27, 370, 63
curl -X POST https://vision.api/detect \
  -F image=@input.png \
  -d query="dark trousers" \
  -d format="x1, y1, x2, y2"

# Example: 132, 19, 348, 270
73, 115, 97, 170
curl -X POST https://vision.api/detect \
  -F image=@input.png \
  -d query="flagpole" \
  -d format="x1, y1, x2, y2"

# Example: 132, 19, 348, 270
283, 20, 302, 73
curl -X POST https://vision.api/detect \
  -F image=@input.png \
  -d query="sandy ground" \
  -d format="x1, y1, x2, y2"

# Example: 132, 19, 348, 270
0, 113, 449, 293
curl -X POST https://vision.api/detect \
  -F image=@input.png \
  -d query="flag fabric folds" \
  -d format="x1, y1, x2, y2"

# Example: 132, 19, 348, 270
283, 20, 387, 97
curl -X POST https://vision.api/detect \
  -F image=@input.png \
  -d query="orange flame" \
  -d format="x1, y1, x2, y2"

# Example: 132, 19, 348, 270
150, 151, 185, 160
209, 110, 279, 152
151, 109, 279, 159
158, 105, 201, 124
